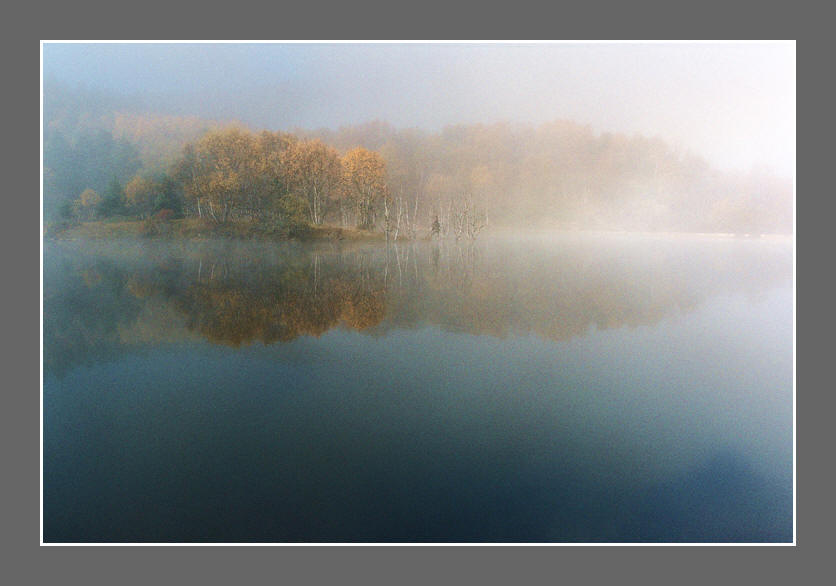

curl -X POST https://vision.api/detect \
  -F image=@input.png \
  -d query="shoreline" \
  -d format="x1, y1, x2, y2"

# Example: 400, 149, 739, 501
44, 218, 390, 243
44, 218, 793, 243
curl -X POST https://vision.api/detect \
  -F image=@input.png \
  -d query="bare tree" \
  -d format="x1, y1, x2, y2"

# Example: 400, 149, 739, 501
447, 196, 487, 241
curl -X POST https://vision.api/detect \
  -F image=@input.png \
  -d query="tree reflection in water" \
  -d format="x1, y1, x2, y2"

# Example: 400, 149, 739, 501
43, 236, 792, 376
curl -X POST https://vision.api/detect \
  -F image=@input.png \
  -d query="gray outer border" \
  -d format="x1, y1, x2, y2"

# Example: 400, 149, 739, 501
11, 1, 820, 584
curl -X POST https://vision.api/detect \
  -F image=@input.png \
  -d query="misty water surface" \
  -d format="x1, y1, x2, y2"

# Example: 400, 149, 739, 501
43, 234, 793, 542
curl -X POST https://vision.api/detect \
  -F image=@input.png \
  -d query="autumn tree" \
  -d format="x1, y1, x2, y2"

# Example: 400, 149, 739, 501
72, 188, 101, 220
175, 128, 260, 224
282, 139, 341, 225
341, 147, 389, 230
250, 131, 296, 219
125, 175, 157, 218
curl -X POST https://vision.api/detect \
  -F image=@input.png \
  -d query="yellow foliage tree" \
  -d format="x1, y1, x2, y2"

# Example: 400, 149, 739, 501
176, 128, 260, 224
124, 176, 156, 217
341, 147, 389, 230
282, 139, 341, 225
73, 188, 101, 220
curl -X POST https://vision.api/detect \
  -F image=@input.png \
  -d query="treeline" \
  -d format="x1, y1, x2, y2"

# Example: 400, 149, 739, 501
300, 120, 792, 234
44, 100, 792, 235
46, 124, 415, 241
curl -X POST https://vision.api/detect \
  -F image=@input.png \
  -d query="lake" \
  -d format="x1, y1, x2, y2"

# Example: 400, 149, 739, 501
42, 234, 794, 542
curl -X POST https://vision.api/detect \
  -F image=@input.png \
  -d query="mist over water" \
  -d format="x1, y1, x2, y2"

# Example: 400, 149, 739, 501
42, 42, 795, 543
43, 236, 793, 542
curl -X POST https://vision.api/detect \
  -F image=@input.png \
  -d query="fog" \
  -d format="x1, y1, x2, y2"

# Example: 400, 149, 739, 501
42, 43, 794, 235
43, 42, 794, 177
42, 42, 795, 542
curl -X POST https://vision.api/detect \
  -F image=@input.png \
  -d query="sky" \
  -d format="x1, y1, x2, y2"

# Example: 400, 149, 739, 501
42, 42, 795, 177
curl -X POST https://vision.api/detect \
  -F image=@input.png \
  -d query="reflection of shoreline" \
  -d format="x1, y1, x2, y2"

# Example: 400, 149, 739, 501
481, 228, 794, 241
43, 238, 792, 374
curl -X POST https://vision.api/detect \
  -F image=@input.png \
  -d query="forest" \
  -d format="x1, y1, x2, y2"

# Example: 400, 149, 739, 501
43, 86, 793, 238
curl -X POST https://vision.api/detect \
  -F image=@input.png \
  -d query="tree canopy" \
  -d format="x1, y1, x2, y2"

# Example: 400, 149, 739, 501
44, 105, 793, 236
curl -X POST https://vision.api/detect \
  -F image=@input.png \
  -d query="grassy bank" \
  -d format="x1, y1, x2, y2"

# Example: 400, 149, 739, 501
44, 217, 389, 243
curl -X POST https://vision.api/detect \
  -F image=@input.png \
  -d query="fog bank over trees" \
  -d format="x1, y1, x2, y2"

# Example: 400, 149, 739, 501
43, 43, 794, 176
43, 82, 792, 235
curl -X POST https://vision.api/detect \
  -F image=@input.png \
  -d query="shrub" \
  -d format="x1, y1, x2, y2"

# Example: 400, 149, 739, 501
153, 208, 175, 222
44, 220, 80, 238
281, 194, 311, 238
141, 212, 174, 237
140, 218, 160, 237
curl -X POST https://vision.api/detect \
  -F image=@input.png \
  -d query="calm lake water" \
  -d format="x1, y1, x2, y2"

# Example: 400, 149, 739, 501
43, 234, 793, 542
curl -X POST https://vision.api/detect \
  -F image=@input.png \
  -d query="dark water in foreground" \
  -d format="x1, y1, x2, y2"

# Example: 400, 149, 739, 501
43, 234, 793, 542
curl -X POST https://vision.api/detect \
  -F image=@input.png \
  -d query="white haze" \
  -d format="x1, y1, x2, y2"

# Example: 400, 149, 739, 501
42, 42, 795, 177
